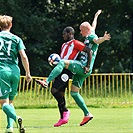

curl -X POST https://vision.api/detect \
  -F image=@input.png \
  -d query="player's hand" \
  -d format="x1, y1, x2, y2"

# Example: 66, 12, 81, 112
103, 31, 111, 41
25, 73, 32, 85
95, 9, 102, 17
84, 66, 90, 74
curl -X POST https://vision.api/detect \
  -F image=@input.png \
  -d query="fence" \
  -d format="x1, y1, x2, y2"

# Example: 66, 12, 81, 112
15, 73, 133, 108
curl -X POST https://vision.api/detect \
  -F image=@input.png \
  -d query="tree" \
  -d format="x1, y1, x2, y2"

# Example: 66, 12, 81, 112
0, 0, 132, 76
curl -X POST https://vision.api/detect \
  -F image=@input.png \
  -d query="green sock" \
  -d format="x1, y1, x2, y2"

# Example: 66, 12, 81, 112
70, 91, 89, 116
6, 104, 16, 128
2, 103, 17, 122
46, 60, 65, 83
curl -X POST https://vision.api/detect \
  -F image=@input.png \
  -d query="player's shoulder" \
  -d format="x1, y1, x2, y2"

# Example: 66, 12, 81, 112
88, 32, 98, 40
73, 39, 83, 44
0, 31, 21, 42
11, 32, 23, 43
10, 32, 20, 39
90, 30, 98, 37
73, 40, 85, 47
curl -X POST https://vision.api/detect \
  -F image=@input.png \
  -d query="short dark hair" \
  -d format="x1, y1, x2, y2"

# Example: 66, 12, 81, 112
63, 26, 75, 35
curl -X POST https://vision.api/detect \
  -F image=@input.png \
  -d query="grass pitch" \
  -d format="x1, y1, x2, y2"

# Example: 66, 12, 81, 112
0, 108, 132, 133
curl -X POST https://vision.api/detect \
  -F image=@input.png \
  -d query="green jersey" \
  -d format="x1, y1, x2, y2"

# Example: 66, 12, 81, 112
78, 32, 99, 70
0, 31, 25, 72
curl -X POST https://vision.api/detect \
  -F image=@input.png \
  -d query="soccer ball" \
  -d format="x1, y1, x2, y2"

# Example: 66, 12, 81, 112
48, 53, 61, 66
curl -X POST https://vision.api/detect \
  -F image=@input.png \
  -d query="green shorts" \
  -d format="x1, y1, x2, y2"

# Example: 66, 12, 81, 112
68, 60, 93, 88
0, 70, 20, 100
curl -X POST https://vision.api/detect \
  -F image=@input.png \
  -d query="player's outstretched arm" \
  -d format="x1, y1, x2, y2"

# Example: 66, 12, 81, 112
93, 31, 111, 44
91, 9, 102, 31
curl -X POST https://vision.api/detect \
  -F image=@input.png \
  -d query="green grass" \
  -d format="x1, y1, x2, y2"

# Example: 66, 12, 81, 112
13, 92, 132, 108
0, 108, 132, 133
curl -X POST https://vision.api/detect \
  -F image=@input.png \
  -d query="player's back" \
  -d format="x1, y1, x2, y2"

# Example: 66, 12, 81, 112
0, 31, 22, 72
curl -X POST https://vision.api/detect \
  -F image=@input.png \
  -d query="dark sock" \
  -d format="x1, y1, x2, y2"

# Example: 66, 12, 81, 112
62, 96, 68, 112
52, 91, 68, 119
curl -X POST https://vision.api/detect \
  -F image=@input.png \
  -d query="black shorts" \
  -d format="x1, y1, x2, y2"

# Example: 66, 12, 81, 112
52, 69, 73, 92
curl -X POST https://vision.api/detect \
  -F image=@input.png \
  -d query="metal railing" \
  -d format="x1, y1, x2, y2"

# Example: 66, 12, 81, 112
17, 73, 133, 107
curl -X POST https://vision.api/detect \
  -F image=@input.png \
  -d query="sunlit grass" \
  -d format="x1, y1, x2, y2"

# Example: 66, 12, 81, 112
0, 108, 132, 133
13, 92, 132, 109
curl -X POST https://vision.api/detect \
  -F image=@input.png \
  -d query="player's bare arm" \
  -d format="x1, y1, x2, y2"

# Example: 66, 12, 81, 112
93, 31, 111, 44
91, 9, 102, 31
19, 49, 32, 84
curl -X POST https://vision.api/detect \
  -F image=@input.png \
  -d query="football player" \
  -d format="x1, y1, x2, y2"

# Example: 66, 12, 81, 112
0, 15, 32, 133
36, 10, 111, 127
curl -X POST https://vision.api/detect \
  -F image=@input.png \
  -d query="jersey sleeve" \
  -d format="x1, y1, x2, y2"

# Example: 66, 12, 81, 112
74, 40, 85, 51
89, 33, 98, 43
18, 38, 26, 51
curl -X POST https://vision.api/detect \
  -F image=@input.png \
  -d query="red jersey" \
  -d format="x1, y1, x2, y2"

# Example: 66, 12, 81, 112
60, 39, 85, 60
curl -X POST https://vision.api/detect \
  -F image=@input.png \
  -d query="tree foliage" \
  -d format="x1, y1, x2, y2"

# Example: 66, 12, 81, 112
0, 0, 132, 76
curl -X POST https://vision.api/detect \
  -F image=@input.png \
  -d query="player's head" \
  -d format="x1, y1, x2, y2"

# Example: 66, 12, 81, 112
80, 22, 91, 37
0, 15, 12, 31
62, 26, 75, 42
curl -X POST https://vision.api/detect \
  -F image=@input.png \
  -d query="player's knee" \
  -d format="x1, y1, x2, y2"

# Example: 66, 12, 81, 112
58, 60, 65, 68
70, 91, 78, 97
59, 60, 70, 69
51, 88, 58, 95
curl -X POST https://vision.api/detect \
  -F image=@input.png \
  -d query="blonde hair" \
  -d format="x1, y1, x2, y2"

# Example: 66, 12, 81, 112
0, 15, 12, 30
